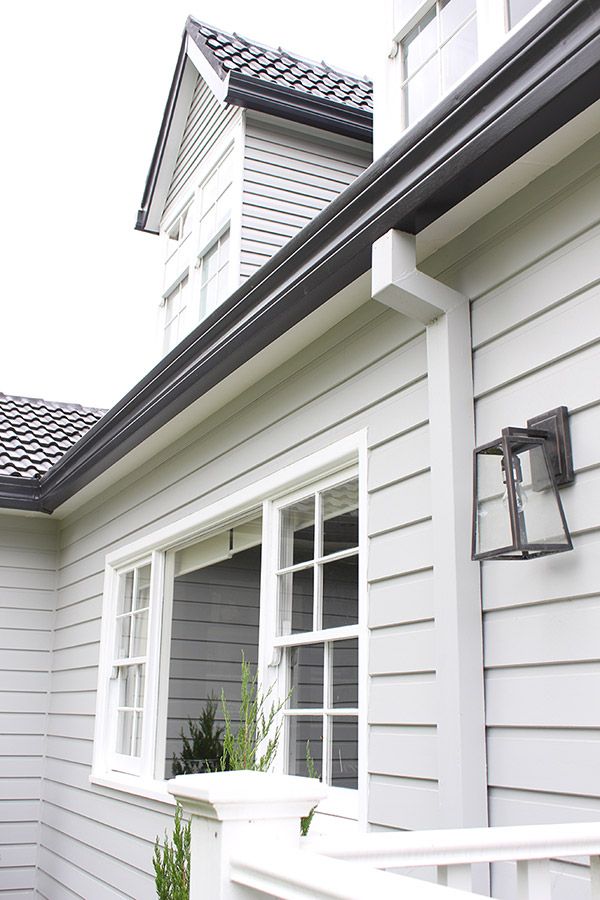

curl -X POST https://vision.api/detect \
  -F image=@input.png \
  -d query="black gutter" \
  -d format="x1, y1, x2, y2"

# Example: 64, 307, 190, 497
226, 72, 373, 143
0, 475, 41, 512
5, 0, 600, 514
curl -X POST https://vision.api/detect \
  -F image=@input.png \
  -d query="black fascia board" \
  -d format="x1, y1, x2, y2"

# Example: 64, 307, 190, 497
0, 475, 41, 512
226, 72, 373, 143
16, 0, 600, 514
135, 32, 189, 234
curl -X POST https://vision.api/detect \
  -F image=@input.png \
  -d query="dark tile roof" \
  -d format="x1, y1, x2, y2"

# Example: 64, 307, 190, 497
0, 393, 105, 479
192, 19, 373, 112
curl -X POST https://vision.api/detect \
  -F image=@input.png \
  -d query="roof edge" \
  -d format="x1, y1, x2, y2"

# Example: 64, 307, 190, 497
226, 72, 373, 143
0, 476, 43, 513
11, 0, 600, 515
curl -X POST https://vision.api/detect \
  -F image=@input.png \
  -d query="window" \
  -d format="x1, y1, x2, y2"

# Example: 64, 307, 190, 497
93, 439, 364, 817
164, 202, 193, 289
401, 0, 478, 126
397, 0, 548, 127
196, 148, 233, 317
272, 477, 359, 791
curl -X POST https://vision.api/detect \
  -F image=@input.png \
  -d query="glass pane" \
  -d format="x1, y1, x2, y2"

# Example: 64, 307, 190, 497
404, 54, 440, 125
131, 609, 148, 657
117, 614, 131, 659
514, 446, 570, 548
135, 664, 145, 708
322, 555, 359, 630
402, 5, 437, 79
119, 665, 136, 708
135, 565, 151, 609
216, 184, 232, 222
321, 479, 358, 556
330, 717, 358, 789
219, 229, 230, 266
474, 444, 513, 556
202, 170, 218, 211
331, 639, 358, 708
279, 496, 315, 567
278, 568, 313, 635
119, 571, 134, 615
181, 204, 193, 239
133, 712, 143, 757
218, 151, 234, 191
205, 276, 219, 315
199, 207, 216, 246
217, 262, 229, 304
289, 644, 324, 709
288, 716, 323, 778
440, 0, 476, 39
507, 0, 539, 28
116, 709, 133, 755
441, 17, 478, 90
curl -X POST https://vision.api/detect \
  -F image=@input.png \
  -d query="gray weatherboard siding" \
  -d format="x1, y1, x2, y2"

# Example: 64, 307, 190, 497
0, 514, 57, 898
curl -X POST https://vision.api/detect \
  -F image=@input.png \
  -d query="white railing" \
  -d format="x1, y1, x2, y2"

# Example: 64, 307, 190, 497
170, 772, 600, 900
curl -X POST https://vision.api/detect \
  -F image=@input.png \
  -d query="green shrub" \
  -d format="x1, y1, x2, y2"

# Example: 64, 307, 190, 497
153, 802, 190, 900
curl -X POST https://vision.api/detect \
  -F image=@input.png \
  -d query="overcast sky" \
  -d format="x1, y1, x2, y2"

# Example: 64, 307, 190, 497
0, 2, 379, 410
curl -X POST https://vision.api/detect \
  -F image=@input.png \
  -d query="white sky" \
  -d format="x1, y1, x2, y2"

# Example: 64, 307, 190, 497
0, 1, 379, 410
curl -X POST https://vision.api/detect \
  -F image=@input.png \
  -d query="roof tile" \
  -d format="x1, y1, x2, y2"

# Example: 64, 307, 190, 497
192, 19, 372, 112
0, 393, 105, 479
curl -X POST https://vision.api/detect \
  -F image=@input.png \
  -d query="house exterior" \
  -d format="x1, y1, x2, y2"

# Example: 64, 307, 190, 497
1, 2, 600, 898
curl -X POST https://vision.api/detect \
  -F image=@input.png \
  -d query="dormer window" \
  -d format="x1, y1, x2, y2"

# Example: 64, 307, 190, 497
196, 147, 234, 318
399, 0, 546, 128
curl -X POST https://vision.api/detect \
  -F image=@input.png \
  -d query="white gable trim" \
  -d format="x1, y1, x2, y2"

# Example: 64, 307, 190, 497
144, 57, 198, 234
185, 34, 229, 103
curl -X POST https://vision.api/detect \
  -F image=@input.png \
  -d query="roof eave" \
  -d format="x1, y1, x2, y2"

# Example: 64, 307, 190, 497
0, 475, 42, 512
226, 71, 373, 143
11, 0, 599, 516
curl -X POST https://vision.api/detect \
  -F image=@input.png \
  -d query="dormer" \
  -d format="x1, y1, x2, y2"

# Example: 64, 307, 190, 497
137, 18, 373, 356
376, 0, 549, 154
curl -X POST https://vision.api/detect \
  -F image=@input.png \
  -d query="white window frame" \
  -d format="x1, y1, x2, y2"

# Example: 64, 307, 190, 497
92, 432, 368, 825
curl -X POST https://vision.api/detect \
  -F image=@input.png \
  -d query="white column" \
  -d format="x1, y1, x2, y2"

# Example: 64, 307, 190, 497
169, 770, 327, 900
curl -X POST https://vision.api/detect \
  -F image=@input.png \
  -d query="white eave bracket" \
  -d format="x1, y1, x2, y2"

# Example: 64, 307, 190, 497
372, 229, 466, 323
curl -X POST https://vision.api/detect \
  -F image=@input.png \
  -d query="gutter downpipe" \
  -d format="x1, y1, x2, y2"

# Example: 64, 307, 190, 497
372, 230, 488, 894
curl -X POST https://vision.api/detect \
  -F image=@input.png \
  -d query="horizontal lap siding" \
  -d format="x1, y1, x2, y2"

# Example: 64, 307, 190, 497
41, 297, 431, 894
241, 119, 371, 279
163, 74, 239, 218
0, 514, 57, 898
454, 134, 600, 899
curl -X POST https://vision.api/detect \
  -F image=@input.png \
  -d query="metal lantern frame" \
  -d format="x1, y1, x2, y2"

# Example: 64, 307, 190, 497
472, 407, 574, 562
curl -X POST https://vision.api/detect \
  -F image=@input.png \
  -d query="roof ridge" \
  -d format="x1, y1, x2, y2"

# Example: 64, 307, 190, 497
188, 16, 372, 87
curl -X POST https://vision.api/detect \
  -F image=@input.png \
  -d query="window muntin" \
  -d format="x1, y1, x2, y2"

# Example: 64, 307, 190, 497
274, 476, 360, 792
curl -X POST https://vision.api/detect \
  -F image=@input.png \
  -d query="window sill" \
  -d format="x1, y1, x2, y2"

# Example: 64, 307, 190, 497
89, 772, 357, 823
89, 772, 176, 806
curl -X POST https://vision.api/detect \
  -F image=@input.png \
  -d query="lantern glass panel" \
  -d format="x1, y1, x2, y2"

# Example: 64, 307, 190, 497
474, 443, 513, 556
510, 444, 571, 549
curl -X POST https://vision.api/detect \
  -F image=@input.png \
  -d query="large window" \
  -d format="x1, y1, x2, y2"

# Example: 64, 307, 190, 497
398, 0, 547, 127
93, 442, 364, 817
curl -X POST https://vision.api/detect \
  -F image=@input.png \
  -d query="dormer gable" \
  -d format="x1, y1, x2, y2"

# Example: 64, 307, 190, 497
137, 18, 374, 358
136, 17, 373, 235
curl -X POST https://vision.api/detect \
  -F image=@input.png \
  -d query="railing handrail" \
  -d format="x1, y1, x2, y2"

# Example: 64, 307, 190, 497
309, 820, 600, 869
230, 847, 481, 899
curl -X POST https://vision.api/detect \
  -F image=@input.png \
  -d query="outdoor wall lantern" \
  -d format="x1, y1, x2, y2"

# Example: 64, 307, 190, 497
472, 407, 574, 561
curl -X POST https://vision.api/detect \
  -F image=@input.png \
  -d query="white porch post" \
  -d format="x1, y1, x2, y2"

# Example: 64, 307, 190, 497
373, 231, 488, 886
169, 770, 327, 900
